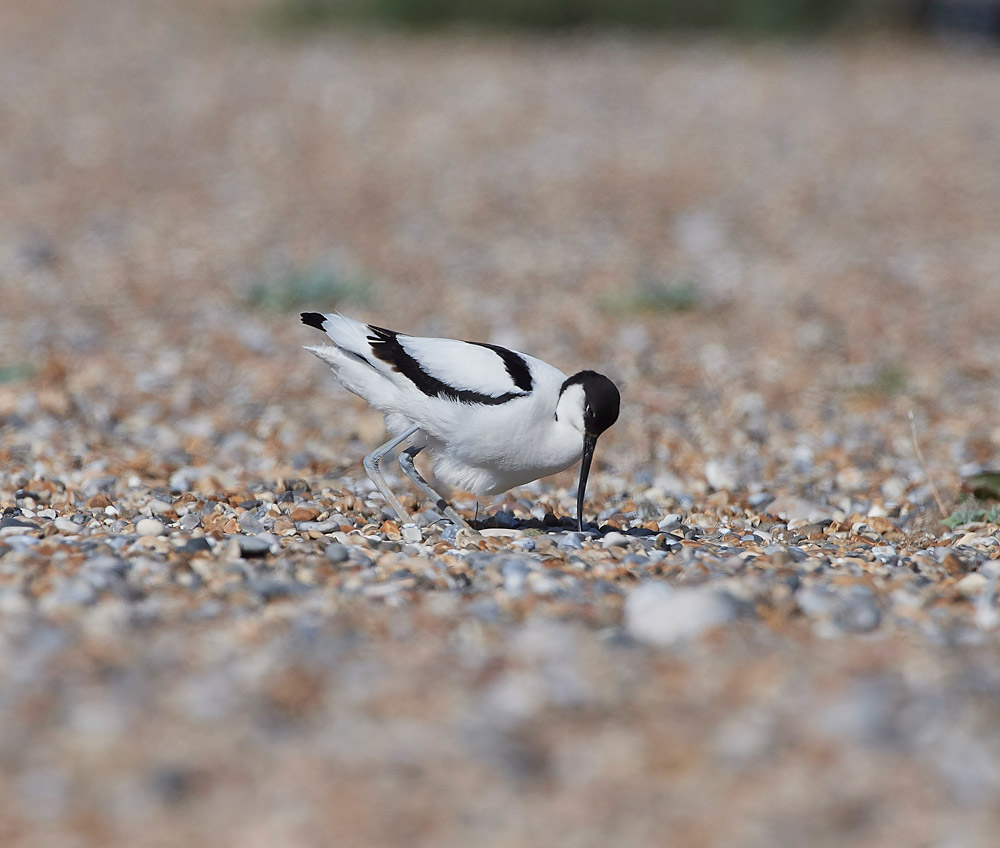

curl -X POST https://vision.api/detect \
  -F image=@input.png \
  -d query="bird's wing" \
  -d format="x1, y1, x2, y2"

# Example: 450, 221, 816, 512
301, 312, 543, 405
367, 327, 535, 404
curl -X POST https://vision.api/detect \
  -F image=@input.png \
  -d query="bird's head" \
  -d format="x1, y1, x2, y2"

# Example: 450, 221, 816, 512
556, 370, 620, 531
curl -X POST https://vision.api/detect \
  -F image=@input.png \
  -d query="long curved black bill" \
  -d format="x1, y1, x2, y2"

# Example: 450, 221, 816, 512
576, 433, 598, 532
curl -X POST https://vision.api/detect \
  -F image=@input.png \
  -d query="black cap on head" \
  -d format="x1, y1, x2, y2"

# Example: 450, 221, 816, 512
561, 370, 620, 436
559, 371, 620, 532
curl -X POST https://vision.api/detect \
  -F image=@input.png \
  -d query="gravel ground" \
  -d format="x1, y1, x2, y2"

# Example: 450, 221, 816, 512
4, 2, 1000, 845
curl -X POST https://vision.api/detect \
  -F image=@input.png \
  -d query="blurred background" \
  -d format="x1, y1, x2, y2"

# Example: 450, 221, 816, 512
3, 0, 1000, 506
4, 1, 1000, 846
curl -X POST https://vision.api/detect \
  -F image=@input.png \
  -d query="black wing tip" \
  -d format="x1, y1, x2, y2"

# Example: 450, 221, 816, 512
300, 312, 327, 331
470, 342, 534, 393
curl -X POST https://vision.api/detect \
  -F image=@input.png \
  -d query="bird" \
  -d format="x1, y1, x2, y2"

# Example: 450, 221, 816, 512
300, 311, 620, 532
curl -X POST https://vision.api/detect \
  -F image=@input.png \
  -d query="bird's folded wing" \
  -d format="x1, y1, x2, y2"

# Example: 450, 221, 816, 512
373, 332, 533, 399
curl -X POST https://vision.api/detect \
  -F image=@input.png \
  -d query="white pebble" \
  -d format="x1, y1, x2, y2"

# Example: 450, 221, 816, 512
401, 524, 423, 544
135, 518, 166, 537
980, 561, 1000, 580
602, 532, 629, 549
704, 459, 738, 492
956, 573, 989, 597
626, 582, 735, 646
54, 517, 82, 534
147, 499, 173, 515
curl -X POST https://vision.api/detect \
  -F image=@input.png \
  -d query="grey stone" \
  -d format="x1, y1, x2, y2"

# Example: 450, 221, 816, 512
80, 475, 117, 497
250, 578, 308, 601
795, 584, 838, 618
180, 537, 212, 555
557, 532, 585, 550
980, 560, 1000, 580
324, 542, 350, 563
502, 558, 532, 594
657, 513, 683, 531
235, 535, 271, 558
347, 548, 374, 568
0, 516, 39, 532
237, 512, 264, 535
86, 556, 129, 576
2, 535, 40, 550
833, 591, 882, 633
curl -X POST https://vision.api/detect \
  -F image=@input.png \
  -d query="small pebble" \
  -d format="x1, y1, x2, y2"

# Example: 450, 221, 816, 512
135, 518, 166, 537
180, 537, 213, 555
558, 532, 586, 550
147, 499, 173, 515
400, 524, 423, 544
235, 535, 272, 558
324, 543, 350, 563
956, 573, 989, 597
602, 532, 630, 549
480, 528, 523, 539
0, 516, 40, 533
54, 517, 82, 534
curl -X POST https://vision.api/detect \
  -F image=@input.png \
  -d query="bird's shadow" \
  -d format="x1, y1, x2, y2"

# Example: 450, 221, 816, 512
472, 509, 657, 538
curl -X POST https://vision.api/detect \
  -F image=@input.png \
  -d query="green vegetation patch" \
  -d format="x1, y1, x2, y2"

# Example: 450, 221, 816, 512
944, 503, 1000, 529
0, 363, 33, 384
603, 276, 702, 315
244, 266, 373, 312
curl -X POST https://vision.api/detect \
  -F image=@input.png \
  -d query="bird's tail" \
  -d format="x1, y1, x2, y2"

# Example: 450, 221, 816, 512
301, 311, 396, 408
300, 311, 374, 358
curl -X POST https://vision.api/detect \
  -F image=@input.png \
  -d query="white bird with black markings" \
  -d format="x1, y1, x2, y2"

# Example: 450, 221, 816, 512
300, 312, 620, 531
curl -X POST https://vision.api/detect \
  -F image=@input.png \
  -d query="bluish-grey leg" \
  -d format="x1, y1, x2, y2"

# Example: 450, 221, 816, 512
363, 424, 420, 522
399, 445, 473, 530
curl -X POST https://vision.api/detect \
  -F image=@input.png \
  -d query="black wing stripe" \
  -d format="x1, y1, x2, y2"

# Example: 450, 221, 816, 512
468, 342, 534, 392
367, 325, 529, 406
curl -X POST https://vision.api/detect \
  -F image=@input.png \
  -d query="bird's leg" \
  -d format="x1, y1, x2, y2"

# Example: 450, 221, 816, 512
399, 445, 473, 531
363, 424, 420, 523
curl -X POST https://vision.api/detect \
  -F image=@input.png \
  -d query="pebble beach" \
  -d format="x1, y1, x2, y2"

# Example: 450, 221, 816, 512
4, 2, 1000, 845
